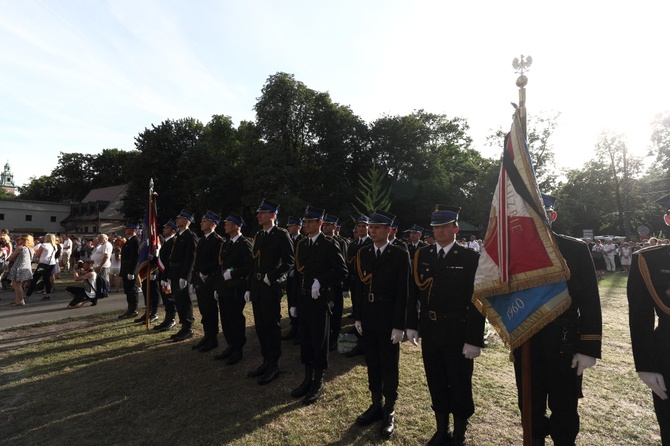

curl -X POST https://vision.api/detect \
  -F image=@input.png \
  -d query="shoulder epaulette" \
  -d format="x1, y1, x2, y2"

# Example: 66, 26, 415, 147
634, 244, 668, 255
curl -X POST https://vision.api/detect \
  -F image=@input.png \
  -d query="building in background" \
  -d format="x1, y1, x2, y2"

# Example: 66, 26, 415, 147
0, 198, 70, 235
61, 184, 128, 236
0, 162, 16, 195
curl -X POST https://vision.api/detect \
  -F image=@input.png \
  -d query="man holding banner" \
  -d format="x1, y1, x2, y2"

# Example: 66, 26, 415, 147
472, 111, 601, 446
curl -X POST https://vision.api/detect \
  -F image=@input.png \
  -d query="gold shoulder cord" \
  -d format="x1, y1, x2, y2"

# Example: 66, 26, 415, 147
356, 249, 373, 285
295, 240, 304, 273
413, 249, 433, 291
251, 233, 261, 261
638, 254, 670, 316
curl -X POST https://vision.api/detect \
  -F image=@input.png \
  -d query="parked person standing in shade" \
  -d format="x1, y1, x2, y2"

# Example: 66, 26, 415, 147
168, 210, 199, 342
118, 223, 141, 319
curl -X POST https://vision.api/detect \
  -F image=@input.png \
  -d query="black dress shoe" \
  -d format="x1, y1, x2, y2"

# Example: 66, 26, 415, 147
380, 411, 395, 438
172, 329, 194, 342
198, 338, 218, 352
226, 350, 243, 365
258, 364, 279, 385
118, 310, 139, 320
247, 361, 269, 378
192, 337, 208, 350
356, 404, 383, 426
154, 320, 176, 331
214, 347, 234, 361
134, 314, 151, 323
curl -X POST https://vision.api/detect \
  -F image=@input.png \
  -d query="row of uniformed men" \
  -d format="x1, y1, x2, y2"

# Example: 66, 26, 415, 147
115, 200, 478, 445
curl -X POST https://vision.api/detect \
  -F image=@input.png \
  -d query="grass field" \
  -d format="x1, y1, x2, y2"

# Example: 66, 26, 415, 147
0, 271, 661, 445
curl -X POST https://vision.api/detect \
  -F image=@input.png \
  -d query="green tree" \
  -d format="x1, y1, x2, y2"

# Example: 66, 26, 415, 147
351, 166, 391, 219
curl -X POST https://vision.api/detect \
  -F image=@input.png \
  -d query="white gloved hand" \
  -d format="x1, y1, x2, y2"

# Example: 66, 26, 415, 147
223, 269, 232, 281
406, 329, 419, 346
354, 320, 363, 335
390, 329, 404, 344
571, 353, 597, 376
263, 274, 271, 286
199, 273, 207, 282
462, 343, 482, 359
244, 291, 251, 302
127, 274, 135, 280
638, 371, 668, 400
342, 291, 350, 298
179, 278, 187, 289
311, 279, 321, 299
160, 280, 167, 288
289, 306, 298, 318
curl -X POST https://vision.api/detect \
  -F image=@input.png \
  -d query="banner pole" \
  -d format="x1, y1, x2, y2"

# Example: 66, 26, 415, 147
146, 178, 153, 330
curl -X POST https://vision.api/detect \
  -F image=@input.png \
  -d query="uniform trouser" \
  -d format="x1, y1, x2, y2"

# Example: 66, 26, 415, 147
194, 277, 219, 337
513, 331, 581, 445
362, 328, 400, 406
604, 255, 616, 271
140, 278, 160, 316
160, 284, 177, 322
171, 279, 194, 329
330, 285, 344, 340
250, 280, 282, 364
653, 336, 670, 444
298, 292, 330, 370
122, 275, 139, 311
219, 285, 247, 351
422, 340, 475, 417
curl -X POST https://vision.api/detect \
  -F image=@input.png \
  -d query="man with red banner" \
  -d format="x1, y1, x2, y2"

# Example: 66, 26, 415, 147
472, 112, 601, 446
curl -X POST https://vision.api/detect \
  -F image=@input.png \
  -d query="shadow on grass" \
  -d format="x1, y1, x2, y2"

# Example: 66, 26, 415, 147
0, 304, 381, 446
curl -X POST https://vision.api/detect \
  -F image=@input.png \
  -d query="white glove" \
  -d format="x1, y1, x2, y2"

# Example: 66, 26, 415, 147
638, 371, 668, 400
150, 272, 157, 281
223, 269, 232, 281
127, 274, 135, 280
263, 274, 271, 286
354, 320, 363, 335
462, 343, 482, 359
199, 273, 207, 282
213, 291, 218, 300
160, 280, 167, 288
179, 278, 187, 289
571, 353, 596, 376
342, 291, 350, 298
311, 279, 321, 299
406, 329, 419, 346
289, 307, 298, 318
244, 291, 251, 302
390, 329, 404, 344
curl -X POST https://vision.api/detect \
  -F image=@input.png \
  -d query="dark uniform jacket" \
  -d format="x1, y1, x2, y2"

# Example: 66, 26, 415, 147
294, 233, 348, 305
554, 233, 602, 358
354, 243, 410, 333
628, 244, 670, 372
169, 228, 198, 282
390, 238, 408, 252
347, 236, 372, 295
248, 225, 294, 287
193, 231, 224, 285
407, 242, 483, 352
158, 235, 176, 282
407, 240, 428, 261
217, 235, 253, 290
120, 235, 140, 276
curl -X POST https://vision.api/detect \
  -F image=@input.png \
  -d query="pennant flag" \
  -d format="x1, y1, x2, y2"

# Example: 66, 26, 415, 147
137, 190, 160, 283
472, 110, 571, 350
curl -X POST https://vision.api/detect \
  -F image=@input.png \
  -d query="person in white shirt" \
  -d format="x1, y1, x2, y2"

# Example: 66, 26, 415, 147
91, 234, 113, 281
60, 234, 72, 272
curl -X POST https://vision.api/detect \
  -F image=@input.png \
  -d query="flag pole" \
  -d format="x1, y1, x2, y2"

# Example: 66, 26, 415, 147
514, 54, 533, 446
145, 178, 154, 330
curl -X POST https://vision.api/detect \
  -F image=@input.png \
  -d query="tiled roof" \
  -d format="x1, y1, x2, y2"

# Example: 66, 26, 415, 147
80, 184, 127, 203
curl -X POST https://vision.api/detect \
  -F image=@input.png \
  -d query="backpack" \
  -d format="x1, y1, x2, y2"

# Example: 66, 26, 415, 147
88, 275, 111, 298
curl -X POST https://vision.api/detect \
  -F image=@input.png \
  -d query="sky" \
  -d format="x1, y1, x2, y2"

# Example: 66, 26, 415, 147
2, 1, 669, 189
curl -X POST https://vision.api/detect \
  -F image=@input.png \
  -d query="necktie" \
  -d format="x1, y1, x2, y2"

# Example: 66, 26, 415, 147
376, 248, 381, 258
438, 249, 445, 261
309, 239, 314, 247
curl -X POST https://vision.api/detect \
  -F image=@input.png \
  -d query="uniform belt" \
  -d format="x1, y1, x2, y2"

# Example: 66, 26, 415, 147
426, 310, 465, 321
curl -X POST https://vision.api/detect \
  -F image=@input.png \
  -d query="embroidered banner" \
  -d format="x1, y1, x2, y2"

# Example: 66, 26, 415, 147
472, 111, 571, 349
137, 190, 160, 282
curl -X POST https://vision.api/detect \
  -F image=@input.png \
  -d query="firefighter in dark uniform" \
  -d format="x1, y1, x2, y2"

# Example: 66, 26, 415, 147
406, 205, 484, 446
512, 195, 602, 446
191, 211, 224, 352
628, 210, 670, 444
322, 214, 348, 351
407, 224, 427, 259
214, 212, 252, 366
354, 210, 410, 439
424, 229, 436, 245
282, 216, 305, 341
345, 214, 372, 357
154, 219, 178, 332
245, 199, 295, 385
389, 221, 408, 251
118, 222, 141, 319
290, 207, 348, 405
168, 210, 199, 342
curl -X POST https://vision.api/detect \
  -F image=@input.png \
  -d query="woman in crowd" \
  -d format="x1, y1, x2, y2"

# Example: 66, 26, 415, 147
110, 237, 125, 292
26, 233, 58, 301
591, 239, 606, 280
0, 234, 11, 291
619, 241, 633, 272
5, 234, 35, 306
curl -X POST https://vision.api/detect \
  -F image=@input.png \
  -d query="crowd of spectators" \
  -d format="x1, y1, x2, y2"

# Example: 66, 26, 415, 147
584, 236, 670, 279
